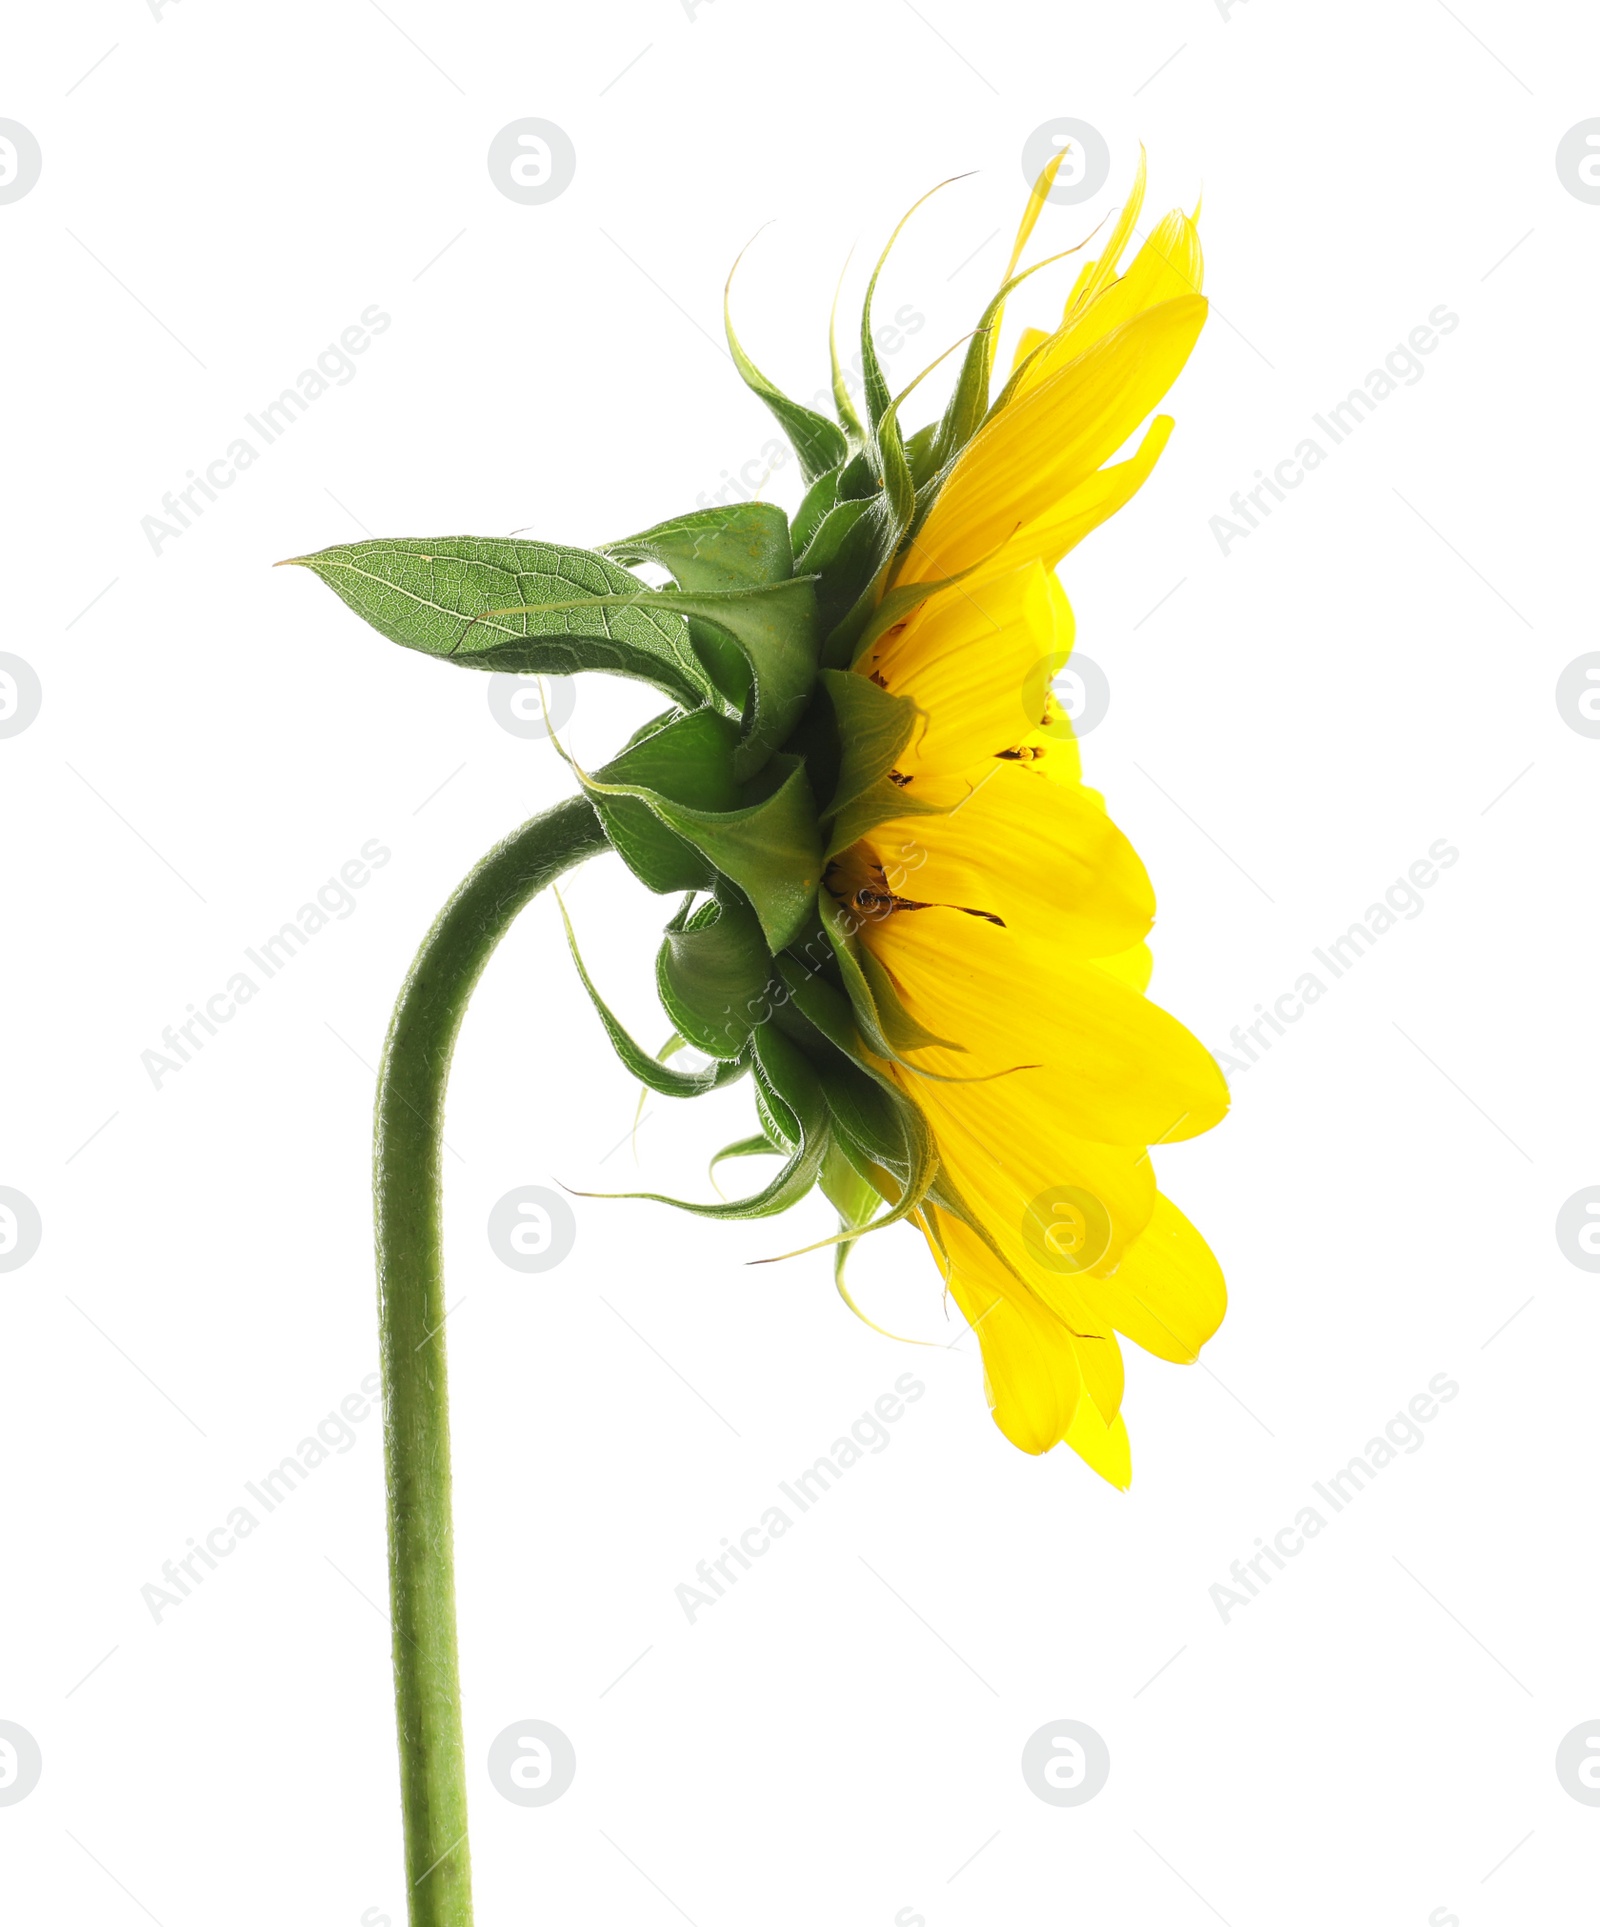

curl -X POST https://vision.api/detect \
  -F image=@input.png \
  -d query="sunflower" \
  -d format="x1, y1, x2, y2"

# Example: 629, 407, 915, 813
298, 147, 1228, 1490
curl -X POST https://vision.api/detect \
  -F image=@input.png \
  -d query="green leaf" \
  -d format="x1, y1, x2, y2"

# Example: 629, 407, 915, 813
818, 891, 963, 1059
825, 777, 944, 865
579, 1138, 820, 1222
725, 256, 849, 484
795, 493, 872, 577
856, 938, 966, 1055
654, 581, 818, 782
620, 706, 687, 753
747, 1040, 801, 1140
836, 448, 879, 501
819, 1061, 916, 1179
747, 1023, 829, 1179
774, 958, 946, 1213
711, 1133, 784, 1191
817, 496, 902, 666
777, 1002, 931, 1184
926, 244, 1080, 475
656, 889, 777, 1059
829, 260, 866, 443
593, 755, 823, 952
791, 468, 842, 556
743, 998, 946, 1268
820, 347, 965, 668
857, 213, 902, 451
857, 177, 966, 481
604, 502, 793, 590
820, 1132, 883, 1227
586, 707, 740, 894
818, 1061, 939, 1237
503, 580, 819, 783
816, 666, 945, 858
579, 1023, 827, 1223
772, 956, 860, 1054
818, 668, 919, 818
819, 1135, 893, 1304
903, 420, 942, 490
605, 504, 797, 721
282, 536, 719, 711
795, 496, 883, 640
666, 757, 823, 949
811, 891, 895, 1061
554, 892, 743, 1098
846, 569, 957, 666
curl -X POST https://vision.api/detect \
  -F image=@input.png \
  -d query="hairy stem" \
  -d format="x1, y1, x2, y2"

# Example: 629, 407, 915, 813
374, 793, 610, 1927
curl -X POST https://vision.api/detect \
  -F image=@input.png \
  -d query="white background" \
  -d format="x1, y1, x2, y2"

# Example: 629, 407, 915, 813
3, 2, 1597, 1923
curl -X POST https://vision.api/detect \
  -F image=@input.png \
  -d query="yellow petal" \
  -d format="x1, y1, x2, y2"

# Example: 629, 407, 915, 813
1010, 322, 1051, 373
867, 906, 1230, 1145
1073, 1314, 1125, 1426
899, 418, 1175, 623
871, 762, 1155, 957
1003, 142, 1071, 283
940, 1209, 1133, 1476
899, 296, 1206, 584
1064, 149, 1149, 317
998, 150, 1143, 378
940, 1215, 1083, 1453
1063, 1396, 1132, 1488
907, 1069, 1158, 1278
1012, 415, 1176, 575
867, 562, 1068, 774
1089, 940, 1154, 993
1092, 1192, 1227, 1363
1013, 209, 1205, 406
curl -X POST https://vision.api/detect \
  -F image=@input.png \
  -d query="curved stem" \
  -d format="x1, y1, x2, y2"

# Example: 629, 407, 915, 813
374, 793, 610, 1927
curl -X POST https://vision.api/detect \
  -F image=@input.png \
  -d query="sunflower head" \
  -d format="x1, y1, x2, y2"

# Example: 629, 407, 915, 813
291, 149, 1226, 1485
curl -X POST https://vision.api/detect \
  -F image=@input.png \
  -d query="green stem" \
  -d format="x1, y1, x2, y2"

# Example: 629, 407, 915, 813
374, 793, 610, 1927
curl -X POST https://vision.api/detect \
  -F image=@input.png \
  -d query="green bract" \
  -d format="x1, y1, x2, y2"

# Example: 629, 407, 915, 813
287, 212, 1016, 1282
